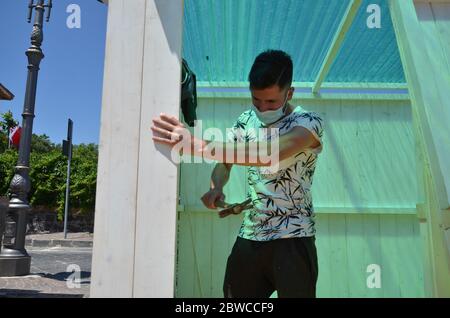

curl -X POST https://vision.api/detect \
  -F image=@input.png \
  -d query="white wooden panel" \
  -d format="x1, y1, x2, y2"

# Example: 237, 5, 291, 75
133, 0, 184, 298
176, 97, 421, 297
302, 99, 417, 208
90, 0, 147, 298
179, 98, 417, 211
175, 208, 196, 297
432, 4, 450, 72
400, 1, 450, 208
389, 0, 450, 296
91, 0, 184, 298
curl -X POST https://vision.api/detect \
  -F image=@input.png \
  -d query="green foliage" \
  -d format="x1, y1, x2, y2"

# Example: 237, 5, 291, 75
28, 144, 98, 220
0, 110, 18, 131
0, 132, 9, 155
0, 149, 18, 196
68, 144, 98, 213
0, 110, 18, 153
31, 133, 55, 154
0, 109, 98, 220
29, 149, 67, 218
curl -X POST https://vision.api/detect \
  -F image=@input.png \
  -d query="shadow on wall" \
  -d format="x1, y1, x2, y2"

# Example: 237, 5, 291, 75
154, 0, 183, 58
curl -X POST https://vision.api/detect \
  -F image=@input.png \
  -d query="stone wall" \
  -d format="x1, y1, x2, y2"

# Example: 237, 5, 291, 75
0, 196, 94, 234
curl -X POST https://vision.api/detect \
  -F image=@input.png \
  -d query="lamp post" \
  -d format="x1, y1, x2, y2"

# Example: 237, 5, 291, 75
0, 0, 52, 277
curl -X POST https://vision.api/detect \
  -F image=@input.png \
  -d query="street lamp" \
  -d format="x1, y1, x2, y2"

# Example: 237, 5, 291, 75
0, 0, 52, 277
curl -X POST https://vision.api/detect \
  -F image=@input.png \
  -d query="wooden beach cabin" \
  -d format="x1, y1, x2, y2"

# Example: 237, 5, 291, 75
91, 0, 450, 297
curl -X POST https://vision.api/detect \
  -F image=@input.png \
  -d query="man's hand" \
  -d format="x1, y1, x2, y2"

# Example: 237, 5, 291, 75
151, 113, 187, 147
201, 188, 225, 209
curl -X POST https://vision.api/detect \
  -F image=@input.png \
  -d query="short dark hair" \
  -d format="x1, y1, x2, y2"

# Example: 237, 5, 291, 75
248, 50, 293, 90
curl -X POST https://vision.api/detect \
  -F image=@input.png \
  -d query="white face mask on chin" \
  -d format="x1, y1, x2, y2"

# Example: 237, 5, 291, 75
251, 92, 290, 125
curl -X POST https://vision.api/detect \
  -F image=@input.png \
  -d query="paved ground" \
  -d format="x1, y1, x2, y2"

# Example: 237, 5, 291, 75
26, 232, 93, 248
0, 246, 92, 298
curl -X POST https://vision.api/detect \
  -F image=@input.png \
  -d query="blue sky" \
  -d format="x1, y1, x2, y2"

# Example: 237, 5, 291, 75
0, 0, 107, 145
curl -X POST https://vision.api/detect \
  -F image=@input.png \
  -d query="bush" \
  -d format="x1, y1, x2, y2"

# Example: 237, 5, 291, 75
0, 143, 98, 221
0, 111, 98, 220
0, 149, 18, 196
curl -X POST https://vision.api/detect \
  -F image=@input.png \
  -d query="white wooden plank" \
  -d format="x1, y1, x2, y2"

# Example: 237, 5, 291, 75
394, 0, 450, 208
390, 0, 450, 296
193, 212, 213, 297
175, 212, 196, 297
133, 0, 184, 298
379, 215, 401, 297
432, 3, 450, 73
328, 214, 349, 297
319, 100, 346, 207
211, 212, 230, 297
412, 214, 427, 297
176, 96, 419, 297
363, 214, 383, 298
315, 214, 333, 297
211, 99, 235, 297
90, 0, 147, 298
345, 214, 368, 297
396, 215, 422, 297
312, 0, 363, 93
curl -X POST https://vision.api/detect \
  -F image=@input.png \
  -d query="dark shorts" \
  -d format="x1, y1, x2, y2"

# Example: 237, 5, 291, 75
223, 236, 318, 298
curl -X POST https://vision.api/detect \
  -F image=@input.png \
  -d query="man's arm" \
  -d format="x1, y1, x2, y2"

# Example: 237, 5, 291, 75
195, 126, 320, 167
201, 163, 233, 209
151, 114, 320, 167
211, 163, 233, 190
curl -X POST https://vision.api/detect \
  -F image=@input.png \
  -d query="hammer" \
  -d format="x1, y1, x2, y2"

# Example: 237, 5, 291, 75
215, 198, 253, 218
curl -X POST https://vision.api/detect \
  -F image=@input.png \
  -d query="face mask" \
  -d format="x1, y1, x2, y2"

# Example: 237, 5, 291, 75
251, 91, 290, 125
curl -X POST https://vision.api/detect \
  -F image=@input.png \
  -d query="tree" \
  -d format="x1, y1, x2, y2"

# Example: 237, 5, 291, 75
0, 110, 99, 220
0, 110, 18, 132
61, 143, 98, 217
31, 133, 54, 153
0, 141, 98, 220
0, 149, 18, 196
0, 110, 19, 153
28, 143, 99, 220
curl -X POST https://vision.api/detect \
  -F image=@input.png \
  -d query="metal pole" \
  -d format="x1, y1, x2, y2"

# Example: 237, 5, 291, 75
63, 144, 72, 239
0, 0, 52, 277
63, 119, 73, 239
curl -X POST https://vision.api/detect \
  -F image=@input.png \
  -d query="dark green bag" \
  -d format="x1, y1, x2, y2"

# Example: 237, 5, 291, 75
180, 59, 197, 127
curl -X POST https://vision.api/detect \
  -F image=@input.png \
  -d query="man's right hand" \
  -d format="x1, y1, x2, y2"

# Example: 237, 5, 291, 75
201, 188, 225, 209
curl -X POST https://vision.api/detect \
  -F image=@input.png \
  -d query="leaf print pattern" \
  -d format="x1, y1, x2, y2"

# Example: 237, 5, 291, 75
228, 106, 324, 241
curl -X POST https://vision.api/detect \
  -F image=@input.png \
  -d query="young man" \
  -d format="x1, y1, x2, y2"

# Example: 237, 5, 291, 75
151, 50, 324, 298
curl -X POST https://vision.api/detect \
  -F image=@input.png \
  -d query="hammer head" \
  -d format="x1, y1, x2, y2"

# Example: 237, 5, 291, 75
216, 198, 253, 218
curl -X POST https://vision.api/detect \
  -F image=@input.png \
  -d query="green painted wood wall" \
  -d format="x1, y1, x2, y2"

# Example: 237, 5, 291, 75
176, 97, 425, 298
389, 0, 450, 297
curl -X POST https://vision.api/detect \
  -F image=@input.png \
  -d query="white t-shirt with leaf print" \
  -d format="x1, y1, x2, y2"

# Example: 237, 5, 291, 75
227, 105, 324, 241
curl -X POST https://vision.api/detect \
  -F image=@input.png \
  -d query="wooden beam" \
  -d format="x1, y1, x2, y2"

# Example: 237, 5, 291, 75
197, 81, 409, 90
196, 81, 410, 100
91, 0, 183, 298
414, 0, 450, 3
0, 83, 14, 101
389, 0, 450, 297
133, 0, 184, 298
312, 0, 363, 94
389, 0, 450, 211
178, 205, 417, 215
90, 0, 146, 297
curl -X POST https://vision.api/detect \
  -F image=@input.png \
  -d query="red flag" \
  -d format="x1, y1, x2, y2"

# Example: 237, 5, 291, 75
9, 126, 21, 148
